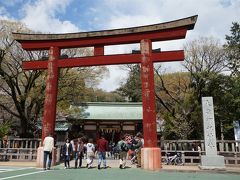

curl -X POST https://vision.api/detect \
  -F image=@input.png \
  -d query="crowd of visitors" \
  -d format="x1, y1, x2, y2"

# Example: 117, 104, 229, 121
43, 132, 144, 170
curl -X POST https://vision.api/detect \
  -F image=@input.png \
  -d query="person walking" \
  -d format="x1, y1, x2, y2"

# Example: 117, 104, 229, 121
75, 138, 84, 168
70, 139, 76, 160
118, 134, 129, 169
85, 138, 95, 169
43, 133, 54, 170
2, 135, 8, 161
61, 138, 73, 169
96, 134, 108, 169
133, 134, 143, 168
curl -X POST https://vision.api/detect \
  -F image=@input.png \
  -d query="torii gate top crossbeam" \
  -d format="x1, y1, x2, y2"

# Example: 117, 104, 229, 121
12, 15, 197, 50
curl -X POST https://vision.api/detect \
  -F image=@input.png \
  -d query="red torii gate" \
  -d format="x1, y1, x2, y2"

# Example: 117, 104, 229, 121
13, 15, 197, 170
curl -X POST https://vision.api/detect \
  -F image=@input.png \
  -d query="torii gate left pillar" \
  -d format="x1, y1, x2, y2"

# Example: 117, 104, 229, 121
36, 47, 60, 168
42, 47, 60, 142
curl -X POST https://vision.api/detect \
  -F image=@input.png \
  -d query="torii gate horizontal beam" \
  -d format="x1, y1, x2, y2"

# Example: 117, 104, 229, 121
12, 15, 197, 50
22, 50, 184, 70
14, 29, 187, 50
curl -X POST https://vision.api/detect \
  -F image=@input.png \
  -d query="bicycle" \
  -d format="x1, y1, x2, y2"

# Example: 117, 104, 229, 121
163, 152, 184, 165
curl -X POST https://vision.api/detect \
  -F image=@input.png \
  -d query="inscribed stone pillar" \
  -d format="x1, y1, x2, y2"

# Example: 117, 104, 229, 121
200, 97, 225, 169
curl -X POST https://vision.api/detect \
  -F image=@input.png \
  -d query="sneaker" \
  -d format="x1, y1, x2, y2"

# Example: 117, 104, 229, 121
98, 164, 100, 170
119, 165, 122, 169
64, 167, 67, 169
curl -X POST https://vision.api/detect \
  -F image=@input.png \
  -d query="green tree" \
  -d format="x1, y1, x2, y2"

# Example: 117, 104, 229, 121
57, 66, 109, 113
82, 88, 125, 102
183, 37, 233, 140
156, 37, 228, 140
184, 37, 227, 103
0, 20, 109, 137
155, 70, 200, 139
0, 121, 11, 138
0, 20, 46, 137
203, 73, 240, 140
117, 64, 142, 102
225, 22, 240, 76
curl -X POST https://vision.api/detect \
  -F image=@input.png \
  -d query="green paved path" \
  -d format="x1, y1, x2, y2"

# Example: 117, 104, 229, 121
0, 167, 239, 180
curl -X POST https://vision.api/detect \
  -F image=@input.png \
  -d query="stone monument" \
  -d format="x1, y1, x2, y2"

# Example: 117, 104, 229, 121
200, 97, 225, 169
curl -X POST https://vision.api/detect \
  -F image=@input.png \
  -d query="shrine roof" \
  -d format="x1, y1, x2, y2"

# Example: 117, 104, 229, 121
69, 102, 143, 120
12, 15, 197, 41
37, 121, 69, 131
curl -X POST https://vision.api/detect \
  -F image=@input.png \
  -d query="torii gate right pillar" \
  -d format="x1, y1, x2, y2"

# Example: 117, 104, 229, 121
140, 39, 161, 170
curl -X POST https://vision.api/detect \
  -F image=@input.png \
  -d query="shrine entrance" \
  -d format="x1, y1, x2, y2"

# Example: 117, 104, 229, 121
13, 15, 197, 170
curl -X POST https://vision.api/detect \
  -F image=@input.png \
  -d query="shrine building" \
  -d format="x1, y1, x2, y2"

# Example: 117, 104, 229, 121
67, 102, 143, 143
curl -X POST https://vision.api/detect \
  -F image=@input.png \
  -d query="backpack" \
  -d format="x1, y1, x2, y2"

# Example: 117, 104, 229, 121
117, 140, 129, 152
113, 146, 120, 153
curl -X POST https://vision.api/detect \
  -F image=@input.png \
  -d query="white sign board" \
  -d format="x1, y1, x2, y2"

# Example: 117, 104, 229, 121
233, 120, 240, 141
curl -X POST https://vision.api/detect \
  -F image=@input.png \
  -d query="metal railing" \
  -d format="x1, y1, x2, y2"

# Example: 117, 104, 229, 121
159, 140, 240, 166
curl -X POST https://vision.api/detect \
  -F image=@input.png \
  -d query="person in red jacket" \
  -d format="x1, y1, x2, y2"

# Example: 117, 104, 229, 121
96, 134, 108, 169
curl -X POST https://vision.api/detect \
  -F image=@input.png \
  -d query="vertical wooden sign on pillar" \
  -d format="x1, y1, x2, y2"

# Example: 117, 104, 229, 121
41, 46, 60, 142
140, 39, 157, 147
140, 39, 161, 170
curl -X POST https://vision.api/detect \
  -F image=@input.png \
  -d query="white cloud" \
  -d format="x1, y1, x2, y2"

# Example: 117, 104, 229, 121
98, 65, 128, 92
20, 0, 79, 33
92, 0, 240, 91
2, 0, 238, 91
94, 0, 239, 45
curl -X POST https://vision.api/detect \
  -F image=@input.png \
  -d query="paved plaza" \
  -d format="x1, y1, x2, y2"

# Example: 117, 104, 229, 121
0, 160, 240, 180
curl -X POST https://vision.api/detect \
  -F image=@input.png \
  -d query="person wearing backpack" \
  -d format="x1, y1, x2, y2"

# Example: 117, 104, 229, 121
117, 134, 129, 169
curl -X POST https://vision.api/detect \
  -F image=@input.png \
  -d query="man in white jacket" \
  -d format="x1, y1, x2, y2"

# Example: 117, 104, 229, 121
85, 138, 95, 169
43, 134, 54, 170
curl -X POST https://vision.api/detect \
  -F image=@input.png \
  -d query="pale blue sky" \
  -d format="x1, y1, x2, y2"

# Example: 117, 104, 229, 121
0, 0, 239, 91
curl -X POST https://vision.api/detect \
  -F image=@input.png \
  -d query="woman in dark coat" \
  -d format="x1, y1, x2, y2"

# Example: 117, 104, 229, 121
61, 138, 73, 169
